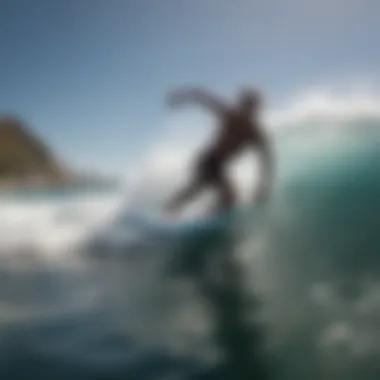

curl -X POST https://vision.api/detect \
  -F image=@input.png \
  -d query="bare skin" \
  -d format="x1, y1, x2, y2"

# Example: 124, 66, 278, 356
165, 86, 273, 214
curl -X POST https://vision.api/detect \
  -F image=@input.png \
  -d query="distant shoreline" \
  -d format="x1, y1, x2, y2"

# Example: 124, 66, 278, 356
0, 116, 121, 193
0, 175, 121, 193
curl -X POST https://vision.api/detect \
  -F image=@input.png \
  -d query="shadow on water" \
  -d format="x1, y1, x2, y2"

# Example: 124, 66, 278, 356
170, 216, 271, 380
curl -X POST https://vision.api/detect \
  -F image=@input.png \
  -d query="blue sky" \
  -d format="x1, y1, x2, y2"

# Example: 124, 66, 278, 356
0, 0, 378, 176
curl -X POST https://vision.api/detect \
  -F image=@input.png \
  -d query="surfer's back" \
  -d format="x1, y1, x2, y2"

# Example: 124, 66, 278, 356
207, 93, 263, 162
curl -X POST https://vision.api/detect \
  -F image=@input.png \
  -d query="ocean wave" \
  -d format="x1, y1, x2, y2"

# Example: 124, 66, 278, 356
1, 94, 380, 378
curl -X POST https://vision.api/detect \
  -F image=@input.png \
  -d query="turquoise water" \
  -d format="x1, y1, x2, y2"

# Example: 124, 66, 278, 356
0, 118, 380, 379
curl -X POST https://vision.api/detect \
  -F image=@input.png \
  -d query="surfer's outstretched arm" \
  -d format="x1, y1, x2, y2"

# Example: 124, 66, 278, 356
254, 133, 273, 202
167, 87, 227, 115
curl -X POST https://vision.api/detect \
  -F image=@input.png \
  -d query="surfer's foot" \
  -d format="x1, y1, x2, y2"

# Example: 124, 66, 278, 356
209, 201, 233, 216
163, 203, 180, 219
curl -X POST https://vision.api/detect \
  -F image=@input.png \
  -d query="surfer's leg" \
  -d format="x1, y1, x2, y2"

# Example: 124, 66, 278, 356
215, 175, 236, 211
165, 180, 202, 213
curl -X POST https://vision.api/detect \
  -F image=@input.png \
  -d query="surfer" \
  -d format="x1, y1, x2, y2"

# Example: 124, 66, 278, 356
165, 86, 273, 214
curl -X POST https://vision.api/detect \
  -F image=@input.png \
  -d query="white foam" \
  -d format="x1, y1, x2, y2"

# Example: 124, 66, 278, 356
0, 190, 125, 261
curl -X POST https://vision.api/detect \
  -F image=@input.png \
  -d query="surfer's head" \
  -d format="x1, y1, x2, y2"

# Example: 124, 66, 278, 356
237, 88, 262, 115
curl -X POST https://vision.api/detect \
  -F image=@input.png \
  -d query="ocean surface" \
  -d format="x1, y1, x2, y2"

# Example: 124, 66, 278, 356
1, 115, 380, 379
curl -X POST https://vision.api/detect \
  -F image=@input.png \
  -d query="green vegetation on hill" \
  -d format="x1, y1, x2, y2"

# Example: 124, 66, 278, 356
0, 116, 67, 182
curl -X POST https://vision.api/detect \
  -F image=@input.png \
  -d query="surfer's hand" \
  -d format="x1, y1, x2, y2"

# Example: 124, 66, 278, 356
166, 89, 186, 108
166, 87, 199, 108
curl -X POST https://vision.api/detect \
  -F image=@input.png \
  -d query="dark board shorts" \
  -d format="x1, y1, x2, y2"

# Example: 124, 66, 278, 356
196, 151, 224, 184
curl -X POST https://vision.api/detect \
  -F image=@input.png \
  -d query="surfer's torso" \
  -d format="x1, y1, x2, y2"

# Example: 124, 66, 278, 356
196, 109, 262, 182
208, 109, 261, 160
